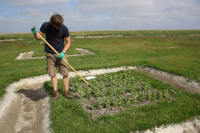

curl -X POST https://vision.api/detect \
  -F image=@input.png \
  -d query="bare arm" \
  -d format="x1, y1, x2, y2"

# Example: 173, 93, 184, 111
34, 31, 44, 40
62, 36, 71, 53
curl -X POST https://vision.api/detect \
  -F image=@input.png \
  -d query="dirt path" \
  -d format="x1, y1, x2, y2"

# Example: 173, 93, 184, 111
0, 76, 51, 133
0, 66, 199, 133
137, 66, 200, 94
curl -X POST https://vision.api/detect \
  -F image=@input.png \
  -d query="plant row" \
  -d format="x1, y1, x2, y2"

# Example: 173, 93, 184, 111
69, 71, 174, 110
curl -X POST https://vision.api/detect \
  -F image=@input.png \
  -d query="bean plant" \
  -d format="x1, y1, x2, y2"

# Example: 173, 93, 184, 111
69, 70, 174, 110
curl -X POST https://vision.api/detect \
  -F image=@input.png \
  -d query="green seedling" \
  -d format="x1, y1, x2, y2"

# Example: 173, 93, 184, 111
118, 97, 123, 106
86, 87, 92, 98
78, 89, 85, 99
108, 87, 114, 96
113, 97, 119, 107
148, 90, 152, 101
113, 88, 118, 96
98, 98, 104, 110
144, 82, 151, 92
164, 90, 170, 99
133, 82, 138, 89
141, 91, 145, 102
94, 87, 100, 97
89, 105, 95, 110
153, 92, 157, 101
105, 96, 111, 108
125, 97, 131, 104
118, 87, 124, 94
159, 90, 163, 100
101, 87, 107, 96
132, 92, 139, 103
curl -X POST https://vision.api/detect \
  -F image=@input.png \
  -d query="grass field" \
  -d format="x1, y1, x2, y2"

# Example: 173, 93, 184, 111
0, 30, 200, 132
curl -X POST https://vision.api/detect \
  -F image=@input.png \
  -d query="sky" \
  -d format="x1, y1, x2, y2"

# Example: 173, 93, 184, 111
0, 0, 200, 33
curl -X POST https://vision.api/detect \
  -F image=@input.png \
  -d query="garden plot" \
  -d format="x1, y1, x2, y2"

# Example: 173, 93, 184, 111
15, 48, 95, 60
75, 35, 124, 38
0, 38, 23, 42
69, 70, 175, 119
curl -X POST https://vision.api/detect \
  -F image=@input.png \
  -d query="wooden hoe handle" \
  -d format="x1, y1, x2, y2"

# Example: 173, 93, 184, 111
36, 32, 90, 86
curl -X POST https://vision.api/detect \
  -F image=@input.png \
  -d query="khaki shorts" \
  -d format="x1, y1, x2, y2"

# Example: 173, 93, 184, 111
46, 53, 70, 77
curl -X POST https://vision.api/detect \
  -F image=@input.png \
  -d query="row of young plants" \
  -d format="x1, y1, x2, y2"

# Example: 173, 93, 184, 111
69, 70, 173, 110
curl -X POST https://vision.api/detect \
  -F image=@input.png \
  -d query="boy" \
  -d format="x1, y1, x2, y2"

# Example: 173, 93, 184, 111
31, 13, 73, 100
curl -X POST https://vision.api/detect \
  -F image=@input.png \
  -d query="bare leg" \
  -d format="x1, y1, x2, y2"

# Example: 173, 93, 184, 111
63, 76, 73, 99
63, 76, 69, 91
51, 76, 58, 91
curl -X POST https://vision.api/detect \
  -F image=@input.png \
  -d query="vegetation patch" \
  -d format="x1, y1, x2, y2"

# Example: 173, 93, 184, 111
69, 70, 175, 119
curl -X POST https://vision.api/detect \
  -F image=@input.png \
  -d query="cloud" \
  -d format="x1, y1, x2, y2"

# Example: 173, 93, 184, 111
0, 0, 200, 33
76, 0, 200, 20
1, 0, 72, 6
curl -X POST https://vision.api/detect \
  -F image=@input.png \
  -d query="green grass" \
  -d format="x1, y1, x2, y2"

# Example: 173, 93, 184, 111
0, 30, 200, 132
44, 70, 200, 132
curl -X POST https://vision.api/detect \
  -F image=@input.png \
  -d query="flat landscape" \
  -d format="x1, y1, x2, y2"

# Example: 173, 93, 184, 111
0, 30, 200, 133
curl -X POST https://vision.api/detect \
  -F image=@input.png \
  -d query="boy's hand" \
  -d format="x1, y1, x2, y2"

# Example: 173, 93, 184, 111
58, 52, 65, 60
31, 26, 38, 35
